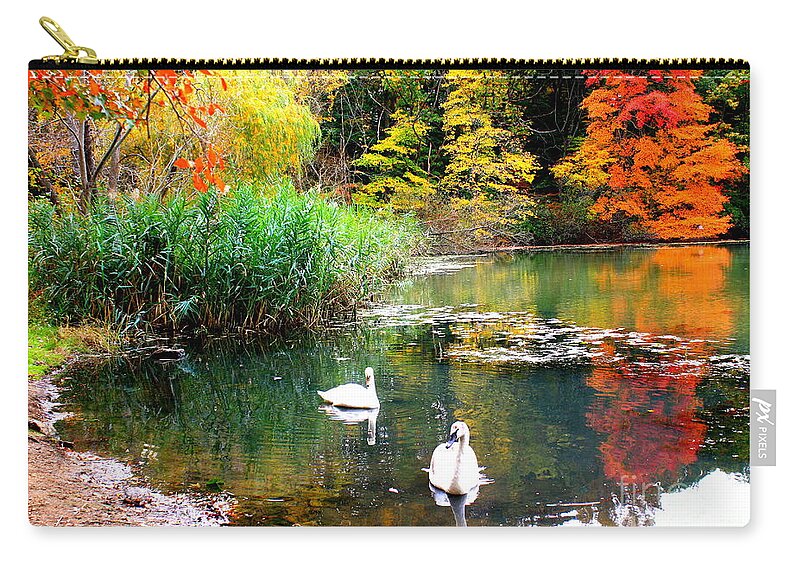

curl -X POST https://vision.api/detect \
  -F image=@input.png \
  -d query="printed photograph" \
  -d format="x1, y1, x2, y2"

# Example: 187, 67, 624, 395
27, 65, 750, 526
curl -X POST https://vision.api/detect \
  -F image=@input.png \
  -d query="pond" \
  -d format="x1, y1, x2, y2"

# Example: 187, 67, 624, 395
56, 243, 750, 526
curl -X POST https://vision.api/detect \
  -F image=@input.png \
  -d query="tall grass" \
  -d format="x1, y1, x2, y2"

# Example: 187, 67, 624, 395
29, 184, 422, 334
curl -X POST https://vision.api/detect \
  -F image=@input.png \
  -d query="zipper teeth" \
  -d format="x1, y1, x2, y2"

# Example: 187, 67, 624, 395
30, 57, 749, 69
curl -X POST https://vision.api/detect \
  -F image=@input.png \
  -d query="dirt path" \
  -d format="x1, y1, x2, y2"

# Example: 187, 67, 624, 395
28, 363, 233, 527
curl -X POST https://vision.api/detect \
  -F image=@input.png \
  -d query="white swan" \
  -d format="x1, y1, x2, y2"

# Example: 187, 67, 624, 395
428, 421, 481, 496
317, 367, 380, 409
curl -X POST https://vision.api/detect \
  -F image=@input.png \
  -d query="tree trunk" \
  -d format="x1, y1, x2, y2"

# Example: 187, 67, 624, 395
28, 146, 60, 210
74, 118, 108, 213
107, 143, 120, 199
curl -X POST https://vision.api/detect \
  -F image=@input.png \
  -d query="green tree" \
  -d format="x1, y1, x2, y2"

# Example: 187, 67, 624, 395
697, 70, 750, 236
349, 70, 445, 213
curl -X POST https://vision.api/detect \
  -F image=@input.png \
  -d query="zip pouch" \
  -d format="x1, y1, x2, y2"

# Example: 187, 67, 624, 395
28, 17, 751, 527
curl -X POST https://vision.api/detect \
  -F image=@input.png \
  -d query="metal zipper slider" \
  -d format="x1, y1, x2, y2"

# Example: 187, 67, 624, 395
39, 16, 98, 64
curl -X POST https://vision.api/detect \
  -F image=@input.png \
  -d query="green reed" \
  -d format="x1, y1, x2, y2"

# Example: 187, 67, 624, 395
29, 184, 422, 334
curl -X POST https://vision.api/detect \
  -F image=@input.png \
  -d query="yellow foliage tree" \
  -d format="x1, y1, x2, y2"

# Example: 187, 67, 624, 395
352, 110, 436, 213
439, 70, 541, 243
215, 71, 321, 187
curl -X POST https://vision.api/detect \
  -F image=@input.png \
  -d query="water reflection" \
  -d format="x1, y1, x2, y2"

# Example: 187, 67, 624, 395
429, 483, 481, 527
54, 244, 750, 526
586, 344, 708, 483
652, 469, 749, 526
319, 405, 379, 446
400, 244, 749, 353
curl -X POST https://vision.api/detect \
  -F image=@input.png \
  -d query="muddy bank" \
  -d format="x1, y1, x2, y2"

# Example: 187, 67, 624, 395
28, 361, 233, 527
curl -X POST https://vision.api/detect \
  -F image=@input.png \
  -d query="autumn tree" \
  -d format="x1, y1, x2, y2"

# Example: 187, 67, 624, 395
352, 110, 437, 212
697, 70, 750, 236
441, 71, 539, 198
312, 70, 399, 194
215, 71, 321, 188
28, 69, 225, 211
351, 70, 445, 213
552, 70, 746, 240
440, 70, 540, 242
28, 107, 73, 206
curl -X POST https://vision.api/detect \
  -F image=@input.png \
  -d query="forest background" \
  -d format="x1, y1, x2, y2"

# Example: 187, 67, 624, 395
28, 66, 750, 251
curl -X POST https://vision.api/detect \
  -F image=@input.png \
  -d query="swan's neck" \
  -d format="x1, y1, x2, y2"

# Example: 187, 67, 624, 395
450, 436, 469, 465
450, 439, 469, 482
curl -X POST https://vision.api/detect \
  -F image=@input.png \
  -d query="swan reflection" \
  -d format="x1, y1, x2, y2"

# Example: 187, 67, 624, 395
428, 483, 482, 527
318, 405, 379, 445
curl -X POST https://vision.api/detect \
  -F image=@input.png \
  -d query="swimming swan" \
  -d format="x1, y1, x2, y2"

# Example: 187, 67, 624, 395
317, 367, 380, 409
428, 421, 481, 496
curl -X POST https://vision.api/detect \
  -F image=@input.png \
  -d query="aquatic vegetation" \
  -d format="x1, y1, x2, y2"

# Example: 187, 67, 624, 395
28, 184, 423, 334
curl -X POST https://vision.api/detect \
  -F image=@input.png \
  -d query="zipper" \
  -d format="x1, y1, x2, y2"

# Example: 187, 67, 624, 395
32, 17, 748, 70
38, 17, 98, 64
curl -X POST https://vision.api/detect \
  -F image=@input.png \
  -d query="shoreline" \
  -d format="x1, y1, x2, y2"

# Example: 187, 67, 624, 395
441, 238, 750, 255
28, 358, 234, 527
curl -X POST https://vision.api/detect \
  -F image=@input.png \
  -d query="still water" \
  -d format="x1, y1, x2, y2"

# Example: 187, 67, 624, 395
57, 244, 750, 526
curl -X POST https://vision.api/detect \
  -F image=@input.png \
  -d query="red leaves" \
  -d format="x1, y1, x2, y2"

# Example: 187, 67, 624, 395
558, 69, 745, 240
29, 70, 104, 120
31, 69, 226, 133
148, 69, 224, 131
154, 69, 179, 87
619, 91, 682, 129
192, 172, 207, 192
583, 70, 605, 88
30, 68, 228, 196
207, 148, 219, 167
174, 146, 226, 194
212, 173, 225, 191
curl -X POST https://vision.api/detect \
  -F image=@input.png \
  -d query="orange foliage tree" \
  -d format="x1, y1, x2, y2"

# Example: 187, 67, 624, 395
552, 70, 746, 240
28, 69, 226, 212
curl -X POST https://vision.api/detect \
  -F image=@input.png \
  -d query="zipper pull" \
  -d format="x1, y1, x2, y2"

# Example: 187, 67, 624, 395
39, 16, 98, 64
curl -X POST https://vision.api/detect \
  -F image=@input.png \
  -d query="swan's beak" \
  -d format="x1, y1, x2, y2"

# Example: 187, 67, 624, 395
445, 430, 459, 449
